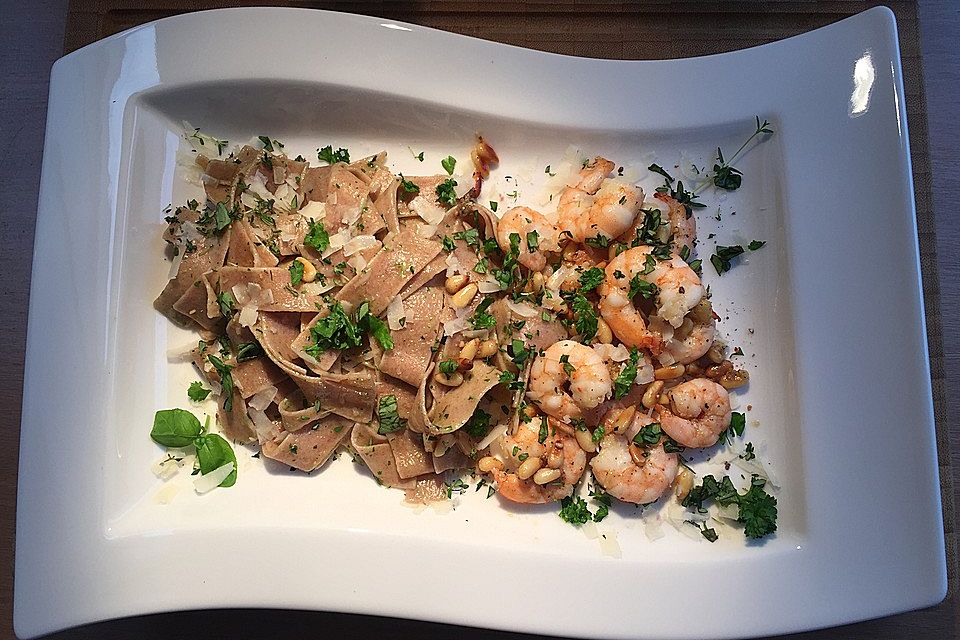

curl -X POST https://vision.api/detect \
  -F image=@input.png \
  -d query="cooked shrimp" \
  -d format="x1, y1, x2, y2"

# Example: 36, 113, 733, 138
660, 316, 716, 365
527, 340, 613, 422
491, 419, 587, 503
653, 193, 696, 255
657, 378, 731, 448
557, 157, 642, 244
599, 247, 704, 352
496, 206, 560, 271
590, 411, 678, 504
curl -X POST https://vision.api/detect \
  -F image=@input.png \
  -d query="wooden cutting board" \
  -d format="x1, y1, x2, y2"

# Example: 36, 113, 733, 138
52, 1, 954, 639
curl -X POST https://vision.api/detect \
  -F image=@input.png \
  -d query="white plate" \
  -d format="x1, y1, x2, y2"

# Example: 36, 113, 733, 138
16, 7, 945, 639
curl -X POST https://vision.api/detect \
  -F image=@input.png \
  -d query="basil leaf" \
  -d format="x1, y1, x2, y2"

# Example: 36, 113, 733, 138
151, 408, 203, 447
195, 433, 237, 487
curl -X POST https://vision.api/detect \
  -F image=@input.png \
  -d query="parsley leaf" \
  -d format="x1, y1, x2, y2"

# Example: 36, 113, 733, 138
217, 291, 235, 317
613, 348, 640, 399
441, 155, 456, 175
628, 274, 658, 300
441, 236, 456, 252
526, 230, 539, 252
288, 260, 304, 286
304, 218, 330, 252
436, 178, 458, 207
187, 381, 211, 402
438, 360, 459, 375
318, 145, 350, 164
470, 297, 497, 330
571, 294, 597, 342
748, 240, 766, 251
305, 301, 392, 354
578, 267, 605, 292
739, 476, 778, 539
398, 175, 420, 194
365, 314, 394, 350
463, 409, 493, 438
236, 341, 264, 362
590, 488, 612, 522
558, 496, 592, 526
710, 244, 745, 275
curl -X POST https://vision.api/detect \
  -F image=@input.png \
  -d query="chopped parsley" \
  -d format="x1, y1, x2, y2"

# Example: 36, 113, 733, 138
632, 421, 664, 446
538, 417, 549, 444
438, 360, 459, 375
711, 117, 774, 192
436, 178, 458, 207
304, 301, 393, 356
318, 145, 350, 164
236, 342, 264, 362
489, 201, 498, 212
216, 291, 235, 317
613, 348, 641, 399
441, 155, 457, 175
288, 260, 304, 286
558, 496, 592, 526
470, 297, 497, 330
526, 230, 539, 252
441, 235, 456, 252
682, 474, 778, 540
578, 267, 605, 292
303, 218, 330, 252
710, 244, 746, 275
571, 294, 598, 342
628, 274, 658, 300
463, 409, 493, 438
748, 240, 766, 251
187, 381, 211, 402
398, 175, 420, 194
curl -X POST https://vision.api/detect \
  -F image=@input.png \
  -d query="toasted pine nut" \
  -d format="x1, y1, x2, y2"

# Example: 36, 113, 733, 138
435, 370, 464, 387
517, 456, 543, 480
706, 360, 733, 378
562, 244, 578, 260
459, 338, 479, 361
658, 393, 670, 405
596, 261, 608, 269
674, 466, 695, 500
478, 456, 503, 472
629, 443, 647, 466
595, 317, 613, 344
610, 405, 636, 434
575, 427, 596, 453
477, 339, 498, 358
654, 364, 685, 380
445, 274, 469, 295
547, 447, 563, 469
533, 467, 562, 485
719, 369, 750, 390
523, 404, 539, 418
642, 380, 665, 409
689, 299, 713, 325
706, 342, 725, 364
674, 317, 694, 341
450, 283, 478, 308
531, 271, 545, 292
294, 257, 318, 283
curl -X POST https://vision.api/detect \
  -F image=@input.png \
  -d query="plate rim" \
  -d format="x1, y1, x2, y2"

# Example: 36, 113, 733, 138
17, 6, 945, 639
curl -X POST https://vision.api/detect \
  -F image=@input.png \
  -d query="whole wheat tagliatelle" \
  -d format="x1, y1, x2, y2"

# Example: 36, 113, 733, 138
154, 124, 779, 541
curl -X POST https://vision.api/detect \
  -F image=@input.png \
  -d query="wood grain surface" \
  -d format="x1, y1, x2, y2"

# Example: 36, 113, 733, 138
2, 1, 958, 638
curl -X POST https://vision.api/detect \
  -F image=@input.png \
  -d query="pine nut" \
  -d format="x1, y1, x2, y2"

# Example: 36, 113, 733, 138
685, 363, 704, 377
295, 257, 317, 283
706, 341, 725, 364
689, 299, 713, 325
531, 271, 545, 291
478, 456, 503, 472
610, 405, 636, 434
523, 404, 539, 418
450, 283, 478, 308
435, 370, 464, 387
459, 338, 479, 361
654, 364, 685, 380
719, 369, 750, 390
595, 317, 613, 344
575, 427, 596, 453
533, 467, 562, 485
642, 380, 664, 409
517, 456, 543, 480
629, 443, 647, 466
674, 466, 694, 500
477, 339, 498, 358
706, 361, 733, 378
547, 447, 563, 469
658, 393, 670, 405
445, 274, 469, 295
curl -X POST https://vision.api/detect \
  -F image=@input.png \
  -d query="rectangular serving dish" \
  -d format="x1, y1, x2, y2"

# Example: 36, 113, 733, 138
15, 7, 944, 639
